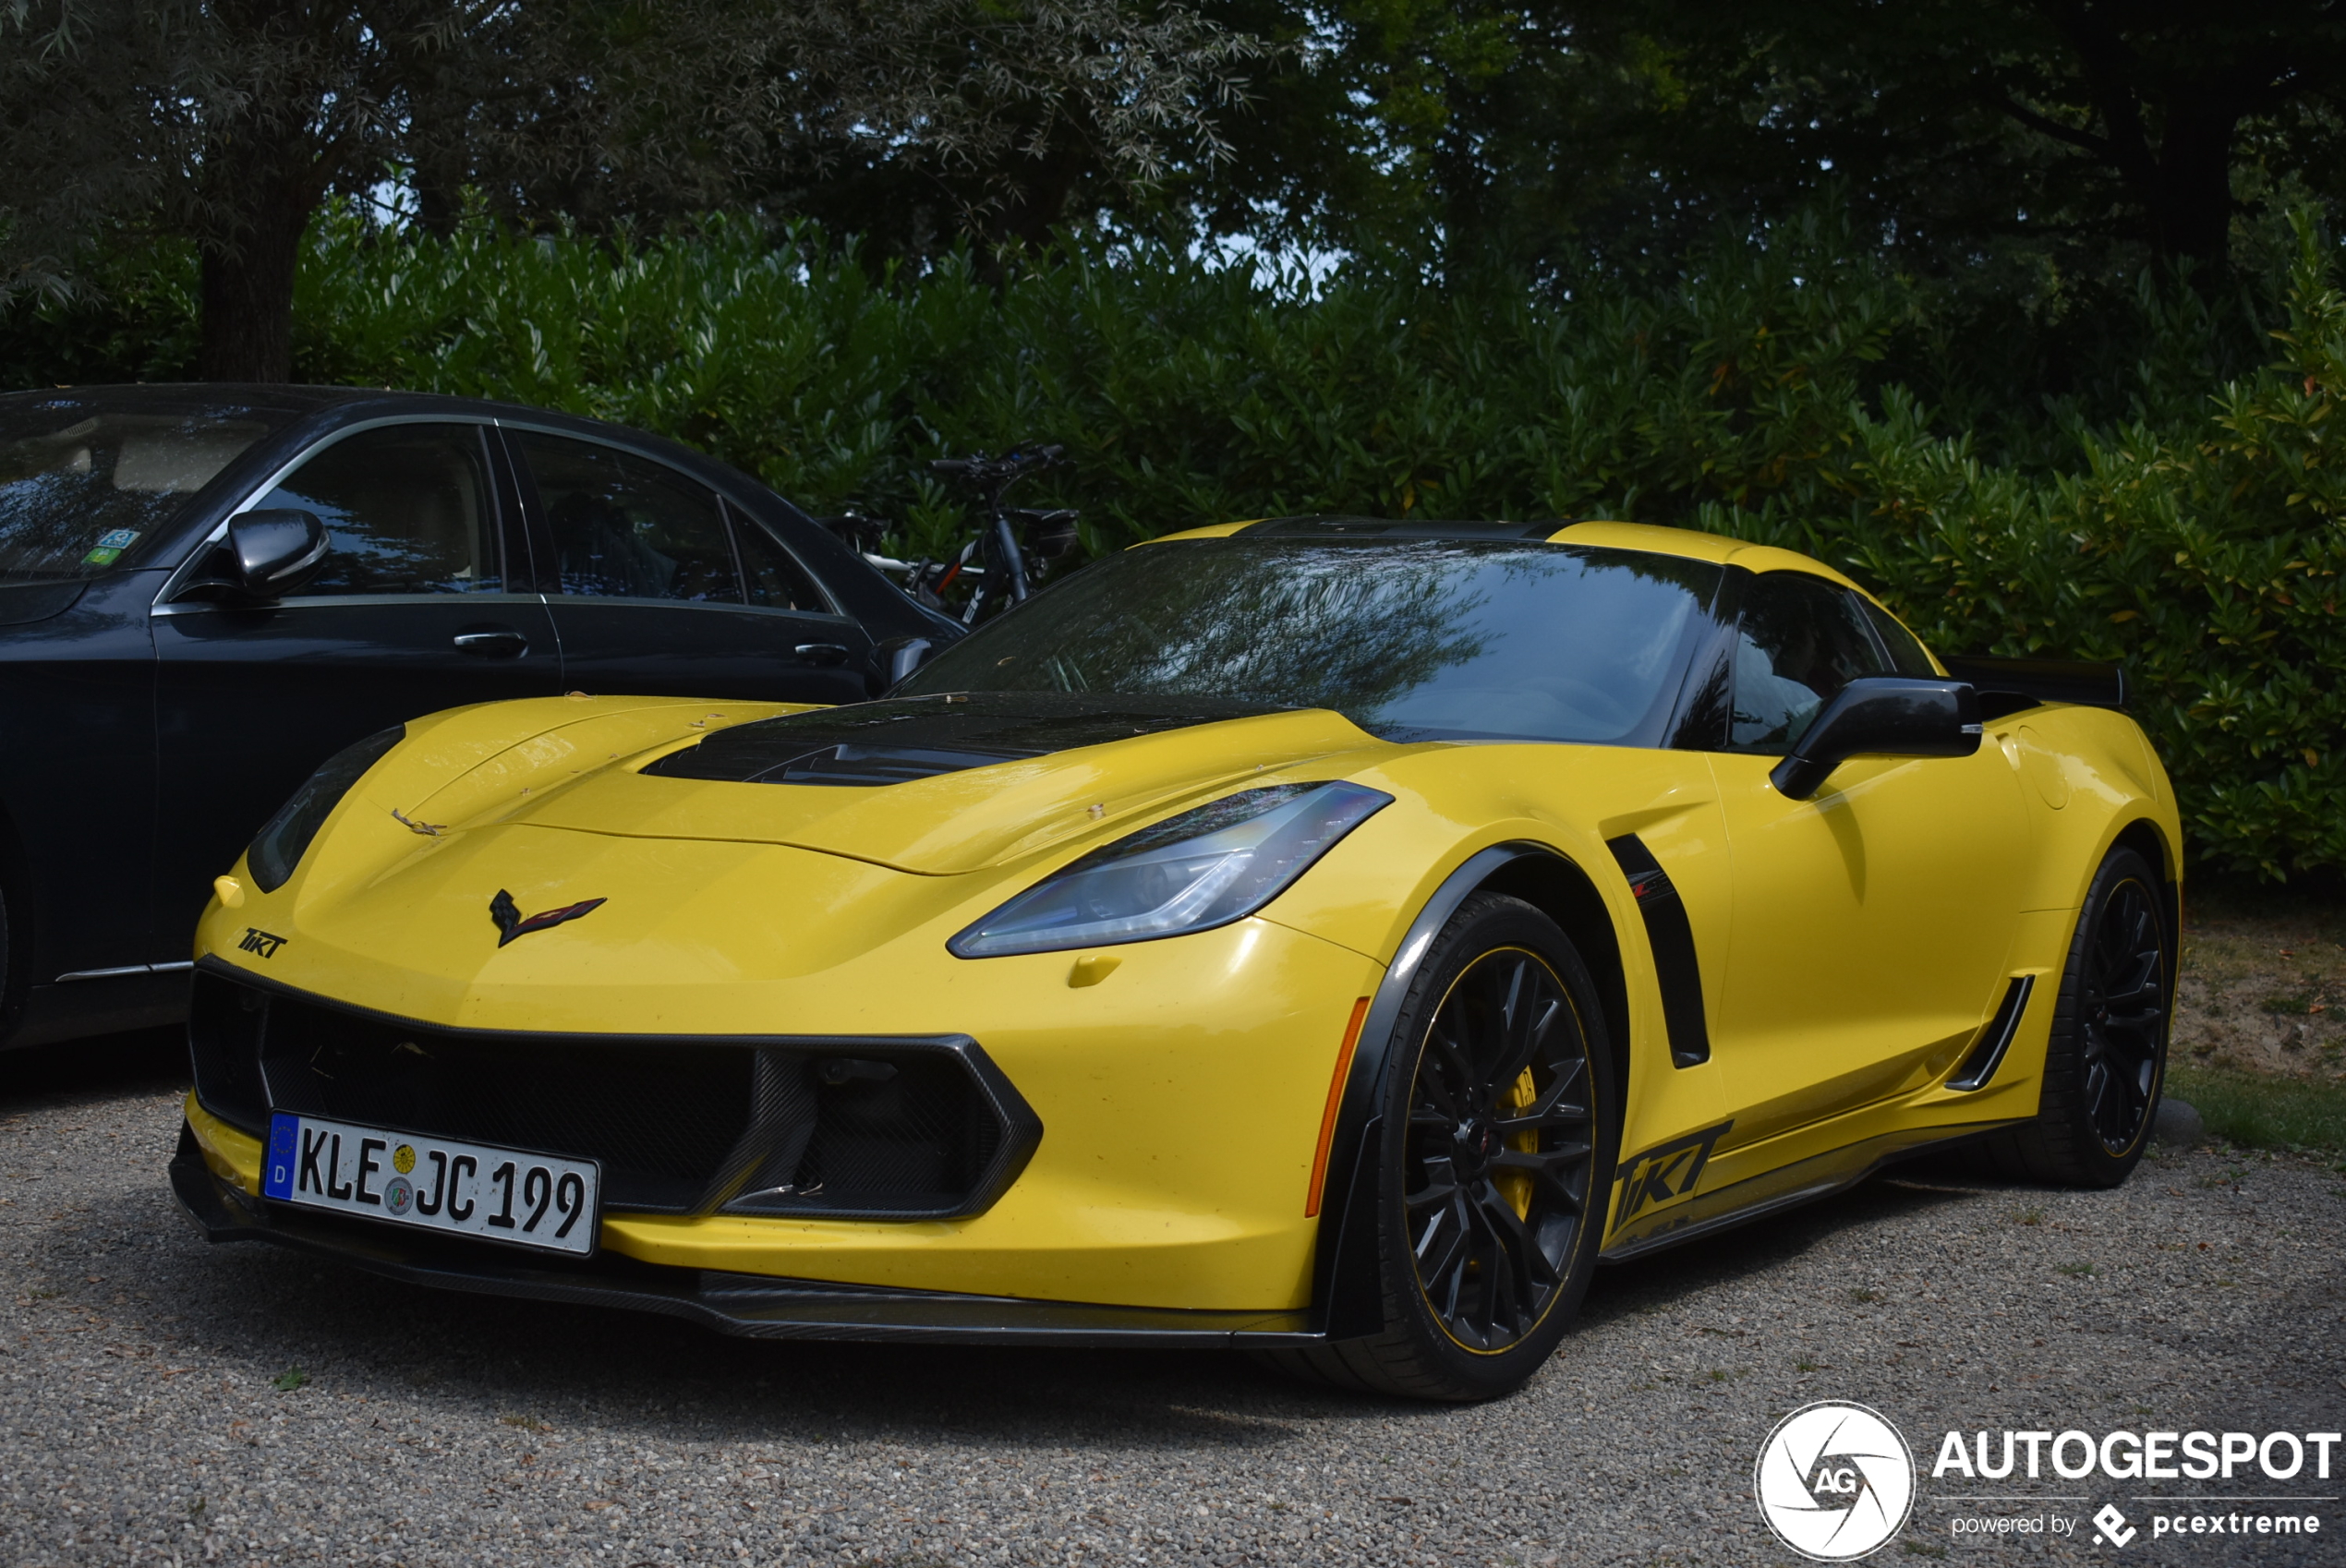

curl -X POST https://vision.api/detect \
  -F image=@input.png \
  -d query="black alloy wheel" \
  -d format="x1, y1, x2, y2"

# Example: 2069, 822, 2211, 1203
1261, 892, 1617, 1401
2077, 874, 2167, 1154
1402, 945, 1595, 1352
1978, 844, 2172, 1188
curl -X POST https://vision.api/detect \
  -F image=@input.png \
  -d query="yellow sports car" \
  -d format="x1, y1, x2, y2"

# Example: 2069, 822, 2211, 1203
171, 518, 2180, 1400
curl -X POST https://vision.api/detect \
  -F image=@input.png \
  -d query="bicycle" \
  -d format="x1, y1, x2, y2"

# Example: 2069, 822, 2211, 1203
917, 445, 1081, 623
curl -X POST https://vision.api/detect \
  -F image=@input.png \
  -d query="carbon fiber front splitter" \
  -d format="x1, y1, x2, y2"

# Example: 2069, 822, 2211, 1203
169, 1125, 1318, 1347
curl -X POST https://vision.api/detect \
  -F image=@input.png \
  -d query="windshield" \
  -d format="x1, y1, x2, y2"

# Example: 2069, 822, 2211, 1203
900, 537, 1725, 746
0, 395, 298, 583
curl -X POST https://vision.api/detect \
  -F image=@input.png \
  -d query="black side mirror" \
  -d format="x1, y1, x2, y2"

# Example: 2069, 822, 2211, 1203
871, 635, 936, 695
1770, 677, 1982, 800
226, 509, 330, 599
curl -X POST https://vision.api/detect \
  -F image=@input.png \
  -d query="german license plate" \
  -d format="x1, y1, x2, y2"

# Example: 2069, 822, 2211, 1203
261, 1113, 600, 1257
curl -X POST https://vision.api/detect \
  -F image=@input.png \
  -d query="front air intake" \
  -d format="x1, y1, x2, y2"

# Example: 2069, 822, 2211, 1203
187, 965, 1042, 1221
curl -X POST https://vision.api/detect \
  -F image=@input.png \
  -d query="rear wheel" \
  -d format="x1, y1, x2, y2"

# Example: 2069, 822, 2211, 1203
1977, 846, 2171, 1188
1264, 893, 1617, 1401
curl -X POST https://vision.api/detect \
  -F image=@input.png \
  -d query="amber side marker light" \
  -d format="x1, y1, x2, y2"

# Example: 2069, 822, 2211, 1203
1305, 996, 1374, 1217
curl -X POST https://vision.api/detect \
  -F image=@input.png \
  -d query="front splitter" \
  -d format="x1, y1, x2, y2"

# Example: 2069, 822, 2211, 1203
170, 1125, 1319, 1348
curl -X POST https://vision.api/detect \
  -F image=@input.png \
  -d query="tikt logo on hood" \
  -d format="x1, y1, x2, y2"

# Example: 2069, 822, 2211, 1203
1756, 1401, 1917, 1562
490, 889, 607, 947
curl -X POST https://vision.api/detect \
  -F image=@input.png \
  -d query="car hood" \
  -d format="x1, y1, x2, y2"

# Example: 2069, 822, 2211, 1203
432, 693, 1403, 877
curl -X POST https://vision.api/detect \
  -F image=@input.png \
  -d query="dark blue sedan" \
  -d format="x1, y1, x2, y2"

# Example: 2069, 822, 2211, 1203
0, 385, 957, 1049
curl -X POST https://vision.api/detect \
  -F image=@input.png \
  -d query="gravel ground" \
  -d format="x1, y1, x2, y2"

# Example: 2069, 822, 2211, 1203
3, 1032, 2342, 1568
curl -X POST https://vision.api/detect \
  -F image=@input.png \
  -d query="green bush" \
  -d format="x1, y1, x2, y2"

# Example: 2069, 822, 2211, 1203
4, 211, 2340, 877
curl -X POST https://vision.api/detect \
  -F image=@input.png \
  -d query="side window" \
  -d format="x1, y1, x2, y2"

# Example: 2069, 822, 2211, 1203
1728, 574, 1889, 752
516, 433, 741, 603
254, 424, 499, 595
1859, 597, 1938, 676
731, 509, 830, 612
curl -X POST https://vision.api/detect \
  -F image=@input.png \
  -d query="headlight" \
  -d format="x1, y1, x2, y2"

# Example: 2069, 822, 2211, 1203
949, 780, 1392, 958
245, 725, 405, 892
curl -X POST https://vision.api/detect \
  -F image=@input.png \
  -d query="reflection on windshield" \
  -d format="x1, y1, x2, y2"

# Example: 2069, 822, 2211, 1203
901, 538, 1724, 746
0, 404, 278, 583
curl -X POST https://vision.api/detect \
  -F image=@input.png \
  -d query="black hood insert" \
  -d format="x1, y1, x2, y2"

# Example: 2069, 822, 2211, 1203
641, 692, 1283, 787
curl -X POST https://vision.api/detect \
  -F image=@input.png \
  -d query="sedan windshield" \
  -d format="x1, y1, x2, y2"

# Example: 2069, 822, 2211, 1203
0, 393, 303, 583
900, 537, 1725, 746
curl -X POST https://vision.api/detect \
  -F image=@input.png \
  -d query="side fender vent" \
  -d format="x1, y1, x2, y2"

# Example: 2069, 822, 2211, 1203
1604, 833, 1711, 1068
1949, 975, 2036, 1092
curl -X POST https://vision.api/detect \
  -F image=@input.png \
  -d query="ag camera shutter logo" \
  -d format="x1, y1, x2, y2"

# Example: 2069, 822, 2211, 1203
1756, 1401, 1917, 1561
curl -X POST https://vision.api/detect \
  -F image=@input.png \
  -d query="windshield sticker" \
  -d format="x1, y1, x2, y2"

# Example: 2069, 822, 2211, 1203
80, 527, 141, 566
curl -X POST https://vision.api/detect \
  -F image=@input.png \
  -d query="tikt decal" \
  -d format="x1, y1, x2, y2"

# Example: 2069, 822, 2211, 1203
1612, 1119, 1729, 1224
238, 927, 287, 959
490, 888, 607, 947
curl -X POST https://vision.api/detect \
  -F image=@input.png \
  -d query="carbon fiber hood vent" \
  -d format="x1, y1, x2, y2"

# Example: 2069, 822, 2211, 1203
642, 692, 1278, 787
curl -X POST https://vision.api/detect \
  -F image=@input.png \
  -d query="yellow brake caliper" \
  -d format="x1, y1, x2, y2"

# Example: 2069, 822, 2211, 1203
1494, 1067, 1539, 1220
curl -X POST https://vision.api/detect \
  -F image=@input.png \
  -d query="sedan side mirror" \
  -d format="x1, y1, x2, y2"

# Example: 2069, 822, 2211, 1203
1770, 677, 1982, 800
225, 509, 330, 599
871, 635, 936, 696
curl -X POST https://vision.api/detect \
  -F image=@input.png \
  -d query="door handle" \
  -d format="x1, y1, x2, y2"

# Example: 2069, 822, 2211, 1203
794, 643, 852, 668
453, 628, 529, 657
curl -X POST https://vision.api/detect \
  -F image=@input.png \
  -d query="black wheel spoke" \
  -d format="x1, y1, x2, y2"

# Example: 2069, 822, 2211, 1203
1401, 944, 1593, 1354
2069, 876, 2170, 1156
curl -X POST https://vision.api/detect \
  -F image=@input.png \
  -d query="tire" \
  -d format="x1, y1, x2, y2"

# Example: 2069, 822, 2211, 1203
1264, 893, 1619, 1401
1975, 846, 2171, 1188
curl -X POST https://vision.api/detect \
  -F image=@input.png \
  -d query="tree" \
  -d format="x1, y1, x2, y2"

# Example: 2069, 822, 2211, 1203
0, 0, 1271, 380
1186, 0, 2346, 282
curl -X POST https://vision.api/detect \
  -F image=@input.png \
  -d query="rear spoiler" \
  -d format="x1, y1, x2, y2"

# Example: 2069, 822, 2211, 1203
1940, 655, 2125, 718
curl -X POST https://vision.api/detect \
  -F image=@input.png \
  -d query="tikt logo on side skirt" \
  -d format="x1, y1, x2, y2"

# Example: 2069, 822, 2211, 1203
489, 888, 608, 947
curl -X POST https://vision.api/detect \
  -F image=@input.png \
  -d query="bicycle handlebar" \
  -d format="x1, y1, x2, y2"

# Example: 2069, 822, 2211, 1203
928, 444, 1067, 485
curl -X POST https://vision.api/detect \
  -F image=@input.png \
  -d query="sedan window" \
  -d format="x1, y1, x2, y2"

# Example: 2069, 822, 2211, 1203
517, 433, 741, 603
253, 424, 502, 595
1727, 573, 1890, 751
732, 511, 829, 612
0, 401, 281, 582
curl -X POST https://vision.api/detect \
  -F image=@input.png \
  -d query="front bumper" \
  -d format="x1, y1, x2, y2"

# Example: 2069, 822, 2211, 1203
186, 913, 1383, 1313
170, 1123, 1318, 1346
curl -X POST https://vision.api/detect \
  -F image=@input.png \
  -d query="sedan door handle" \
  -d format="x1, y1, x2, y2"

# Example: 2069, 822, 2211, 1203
453, 628, 530, 657
794, 643, 852, 668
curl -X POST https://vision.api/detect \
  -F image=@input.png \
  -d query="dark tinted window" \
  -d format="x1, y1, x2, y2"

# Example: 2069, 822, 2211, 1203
518, 433, 740, 603
733, 511, 828, 611
0, 398, 289, 582
900, 538, 1723, 746
255, 423, 501, 595
1860, 597, 1938, 676
1728, 573, 1890, 751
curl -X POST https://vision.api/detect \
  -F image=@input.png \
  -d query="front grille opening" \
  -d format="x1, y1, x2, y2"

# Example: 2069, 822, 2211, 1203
186, 969, 1039, 1220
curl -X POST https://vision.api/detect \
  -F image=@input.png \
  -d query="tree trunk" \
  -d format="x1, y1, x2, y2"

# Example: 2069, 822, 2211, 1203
2147, 88, 2255, 279
197, 164, 313, 383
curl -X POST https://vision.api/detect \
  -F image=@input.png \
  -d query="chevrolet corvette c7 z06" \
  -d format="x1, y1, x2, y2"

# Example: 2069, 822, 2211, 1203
170, 516, 2178, 1400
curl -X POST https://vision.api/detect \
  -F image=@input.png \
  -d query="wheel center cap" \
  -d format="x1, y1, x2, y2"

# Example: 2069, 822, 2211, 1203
1455, 1117, 1498, 1166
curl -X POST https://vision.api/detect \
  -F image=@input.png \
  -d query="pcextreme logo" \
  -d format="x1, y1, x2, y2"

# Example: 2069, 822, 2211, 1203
1755, 1401, 1917, 1562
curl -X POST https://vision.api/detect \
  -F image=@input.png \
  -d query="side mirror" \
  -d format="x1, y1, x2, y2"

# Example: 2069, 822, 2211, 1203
1770, 677, 1982, 800
872, 635, 936, 695
225, 509, 330, 599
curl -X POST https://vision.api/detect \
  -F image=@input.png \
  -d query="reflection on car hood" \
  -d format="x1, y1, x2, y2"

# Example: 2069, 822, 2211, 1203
500, 695, 1397, 875
640, 692, 1277, 787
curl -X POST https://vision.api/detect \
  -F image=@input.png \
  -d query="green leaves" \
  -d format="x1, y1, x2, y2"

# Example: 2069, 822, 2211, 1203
13, 201, 2339, 877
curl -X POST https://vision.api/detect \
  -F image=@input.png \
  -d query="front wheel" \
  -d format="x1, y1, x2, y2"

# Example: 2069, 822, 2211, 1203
1978, 845, 2172, 1188
1266, 893, 1618, 1401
